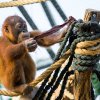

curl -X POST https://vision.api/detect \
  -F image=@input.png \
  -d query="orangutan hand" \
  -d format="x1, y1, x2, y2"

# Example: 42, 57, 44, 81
23, 38, 37, 52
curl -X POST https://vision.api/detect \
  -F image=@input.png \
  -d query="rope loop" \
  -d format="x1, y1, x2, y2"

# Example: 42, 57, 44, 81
71, 22, 100, 71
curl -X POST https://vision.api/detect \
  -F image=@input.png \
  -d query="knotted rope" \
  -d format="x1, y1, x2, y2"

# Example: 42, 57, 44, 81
0, 20, 99, 100
34, 21, 100, 100
0, 0, 49, 8
70, 22, 100, 71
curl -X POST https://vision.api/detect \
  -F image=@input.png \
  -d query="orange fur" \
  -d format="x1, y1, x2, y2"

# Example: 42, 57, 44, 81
0, 15, 36, 93
0, 15, 67, 95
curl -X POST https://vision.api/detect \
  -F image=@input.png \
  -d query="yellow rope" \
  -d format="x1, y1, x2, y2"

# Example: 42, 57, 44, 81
0, 90, 19, 96
75, 48, 100, 56
0, 0, 49, 8
29, 50, 71, 87
76, 38, 100, 48
75, 38, 100, 56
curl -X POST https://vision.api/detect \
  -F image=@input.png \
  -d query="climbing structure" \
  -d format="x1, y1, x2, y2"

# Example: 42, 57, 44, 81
0, 0, 99, 99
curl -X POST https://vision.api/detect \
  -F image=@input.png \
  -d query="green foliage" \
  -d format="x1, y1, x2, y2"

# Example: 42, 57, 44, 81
91, 73, 100, 97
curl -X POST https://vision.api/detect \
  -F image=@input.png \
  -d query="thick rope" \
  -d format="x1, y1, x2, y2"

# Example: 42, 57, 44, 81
75, 38, 100, 56
29, 50, 71, 87
71, 22, 100, 72
75, 48, 100, 56
0, 0, 48, 8
46, 54, 74, 100
72, 39, 100, 71
76, 39, 100, 52
45, 26, 100, 100
76, 38, 100, 48
0, 90, 19, 96
33, 21, 76, 99
55, 70, 74, 100
33, 18, 76, 98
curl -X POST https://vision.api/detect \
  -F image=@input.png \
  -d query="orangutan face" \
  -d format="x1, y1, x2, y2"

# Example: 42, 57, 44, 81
2, 15, 28, 43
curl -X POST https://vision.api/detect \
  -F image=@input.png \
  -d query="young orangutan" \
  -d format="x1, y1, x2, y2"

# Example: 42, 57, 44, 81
0, 15, 69, 96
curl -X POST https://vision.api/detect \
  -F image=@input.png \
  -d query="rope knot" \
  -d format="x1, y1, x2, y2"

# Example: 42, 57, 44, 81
70, 22, 100, 71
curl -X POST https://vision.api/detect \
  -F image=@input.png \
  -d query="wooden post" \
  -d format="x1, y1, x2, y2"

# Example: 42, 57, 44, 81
63, 9, 100, 100
74, 70, 92, 100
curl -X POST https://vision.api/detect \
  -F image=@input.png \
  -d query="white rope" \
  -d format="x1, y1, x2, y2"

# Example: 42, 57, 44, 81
0, 0, 49, 8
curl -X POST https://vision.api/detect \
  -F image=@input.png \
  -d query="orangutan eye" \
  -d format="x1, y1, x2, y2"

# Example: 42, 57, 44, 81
15, 23, 22, 29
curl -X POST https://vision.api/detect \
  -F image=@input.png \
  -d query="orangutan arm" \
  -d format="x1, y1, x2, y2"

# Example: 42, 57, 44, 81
29, 25, 68, 46
3, 42, 27, 61
2, 38, 37, 61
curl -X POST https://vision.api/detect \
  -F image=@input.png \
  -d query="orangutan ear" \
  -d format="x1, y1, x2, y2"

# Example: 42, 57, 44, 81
4, 25, 9, 33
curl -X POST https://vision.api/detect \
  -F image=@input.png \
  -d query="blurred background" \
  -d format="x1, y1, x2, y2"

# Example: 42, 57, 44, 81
0, 0, 99, 99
